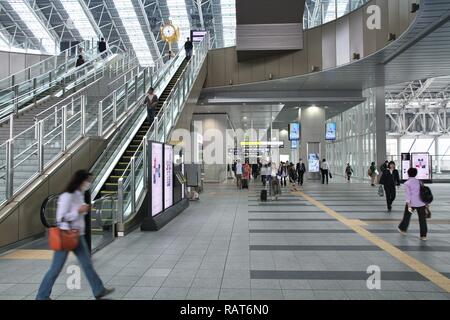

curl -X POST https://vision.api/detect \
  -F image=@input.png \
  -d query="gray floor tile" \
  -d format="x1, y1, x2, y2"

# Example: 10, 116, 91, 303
187, 288, 220, 300
282, 289, 316, 300
123, 286, 159, 299
153, 287, 189, 300
251, 289, 284, 300
219, 288, 251, 300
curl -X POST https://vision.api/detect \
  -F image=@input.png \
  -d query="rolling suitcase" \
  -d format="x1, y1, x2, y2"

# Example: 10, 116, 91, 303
260, 189, 267, 202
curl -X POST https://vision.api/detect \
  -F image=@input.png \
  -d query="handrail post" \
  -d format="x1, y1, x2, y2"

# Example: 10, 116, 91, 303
113, 91, 117, 125
131, 157, 136, 215
5, 139, 14, 199
9, 114, 13, 140
62, 105, 67, 152
143, 68, 146, 94
134, 75, 138, 103
117, 177, 124, 237
33, 77, 37, 96
98, 101, 103, 137
124, 85, 129, 112
38, 121, 44, 173
81, 95, 86, 136
154, 116, 158, 140
13, 85, 19, 115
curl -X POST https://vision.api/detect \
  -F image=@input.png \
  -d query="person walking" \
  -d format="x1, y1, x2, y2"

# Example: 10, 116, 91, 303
36, 170, 114, 300
320, 159, 329, 184
235, 159, 243, 189
279, 162, 288, 187
242, 161, 251, 189
184, 37, 193, 60
379, 161, 401, 212
270, 162, 280, 200
345, 163, 353, 182
398, 168, 429, 241
144, 87, 158, 124
296, 159, 306, 187
98, 38, 107, 58
368, 162, 378, 186
261, 164, 268, 186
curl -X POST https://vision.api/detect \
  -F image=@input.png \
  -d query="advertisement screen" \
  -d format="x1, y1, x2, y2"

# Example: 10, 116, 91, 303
412, 153, 430, 180
289, 123, 300, 141
308, 153, 320, 173
164, 144, 174, 209
401, 153, 411, 180
151, 143, 163, 216
325, 122, 337, 141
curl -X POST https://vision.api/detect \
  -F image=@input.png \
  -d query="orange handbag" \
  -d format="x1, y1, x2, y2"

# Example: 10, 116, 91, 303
48, 227, 80, 251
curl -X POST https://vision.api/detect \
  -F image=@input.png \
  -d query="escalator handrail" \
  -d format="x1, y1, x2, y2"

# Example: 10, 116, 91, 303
40, 193, 118, 229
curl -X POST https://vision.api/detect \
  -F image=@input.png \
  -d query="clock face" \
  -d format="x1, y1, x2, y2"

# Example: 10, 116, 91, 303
163, 26, 175, 38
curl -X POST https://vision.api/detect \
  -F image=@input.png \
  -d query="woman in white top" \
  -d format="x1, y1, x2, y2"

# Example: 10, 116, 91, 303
36, 170, 114, 300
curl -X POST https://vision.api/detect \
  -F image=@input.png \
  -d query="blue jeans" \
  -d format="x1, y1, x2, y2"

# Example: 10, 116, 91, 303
36, 236, 104, 300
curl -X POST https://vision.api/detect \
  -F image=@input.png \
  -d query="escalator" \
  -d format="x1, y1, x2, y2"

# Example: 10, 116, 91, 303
95, 58, 189, 201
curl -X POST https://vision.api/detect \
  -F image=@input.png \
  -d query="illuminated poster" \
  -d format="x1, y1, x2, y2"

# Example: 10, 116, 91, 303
289, 123, 300, 141
308, 153, 320, 173
151, 143, 163, 216
401, 153, 411, 180
412, 153, 430, 180
164, 144, 173, 209
325, 122, 337, 141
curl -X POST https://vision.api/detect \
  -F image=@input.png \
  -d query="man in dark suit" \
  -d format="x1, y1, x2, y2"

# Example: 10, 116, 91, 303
379, 161, 401, 212
98, 38, 107, 58
184, 37, 193, 59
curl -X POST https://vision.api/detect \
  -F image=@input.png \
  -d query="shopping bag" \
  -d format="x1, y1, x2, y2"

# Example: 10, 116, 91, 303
377, 185, 384, 197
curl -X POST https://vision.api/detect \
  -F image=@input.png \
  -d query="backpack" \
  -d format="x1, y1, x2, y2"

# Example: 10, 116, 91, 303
420, 182, 433, 204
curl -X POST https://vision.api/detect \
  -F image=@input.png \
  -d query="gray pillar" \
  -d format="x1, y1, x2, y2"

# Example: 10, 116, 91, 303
300, 106, 326, 180
375, 87, 386, 166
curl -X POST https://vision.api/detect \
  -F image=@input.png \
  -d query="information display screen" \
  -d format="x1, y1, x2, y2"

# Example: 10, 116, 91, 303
412, 153, 430, 180
164, 145, 174, 209
289, 123, 300, 141
291, 140, 298, 149
151, 143, 163, 216
191, 30, 207, 42
401, 153, 411, 180
308, 153, 320, 173
325, 122, 337, 141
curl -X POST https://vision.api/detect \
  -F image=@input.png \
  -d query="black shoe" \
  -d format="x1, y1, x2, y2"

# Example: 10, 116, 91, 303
95, 287, 115, 300
387, 207, 392, 212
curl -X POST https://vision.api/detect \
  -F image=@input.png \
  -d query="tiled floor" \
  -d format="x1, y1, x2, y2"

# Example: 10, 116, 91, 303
1, 179, 450, 300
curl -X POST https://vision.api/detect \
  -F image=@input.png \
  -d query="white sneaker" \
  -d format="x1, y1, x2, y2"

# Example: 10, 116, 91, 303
420, 237, 427, 241
397, 227, 407, 236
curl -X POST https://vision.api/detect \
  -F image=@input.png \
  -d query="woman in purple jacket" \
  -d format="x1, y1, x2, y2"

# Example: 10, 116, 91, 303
398, 168, 428, 241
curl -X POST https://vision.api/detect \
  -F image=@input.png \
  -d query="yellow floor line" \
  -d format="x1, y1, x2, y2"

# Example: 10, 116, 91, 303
0, 249, 53, 260
293, 190, 450, 293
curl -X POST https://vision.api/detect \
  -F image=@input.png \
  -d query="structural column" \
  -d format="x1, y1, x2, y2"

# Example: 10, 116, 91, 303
300, 106, 325, 180
374, 87, 387, 166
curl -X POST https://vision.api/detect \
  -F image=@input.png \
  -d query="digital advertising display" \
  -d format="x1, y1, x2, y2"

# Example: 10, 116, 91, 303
308, 153, 320, 173
401, 153, 411, 181
151, 142, 163, 216
289, 123, 300, 141
325, 122, 337, 141
412, 153, 431, 181
164, 144, 174, 210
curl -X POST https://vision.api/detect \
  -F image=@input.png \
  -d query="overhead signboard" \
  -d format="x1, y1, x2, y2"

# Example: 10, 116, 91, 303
289, 123, 300, 141
325, 122, 337, 141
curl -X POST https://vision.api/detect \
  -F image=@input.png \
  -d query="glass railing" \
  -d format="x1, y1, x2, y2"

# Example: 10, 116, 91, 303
0, 49, 142, 204
303, 0, 371, 29
0, 44, 124, 121
0, 39, 95, 90
115, 35, 210, 228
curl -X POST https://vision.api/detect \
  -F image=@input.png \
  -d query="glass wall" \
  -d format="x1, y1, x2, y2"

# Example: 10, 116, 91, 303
325, 88, 377, 180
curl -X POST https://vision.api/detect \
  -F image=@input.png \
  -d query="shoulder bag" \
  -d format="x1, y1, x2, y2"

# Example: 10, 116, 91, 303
48, 195, 80, 251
